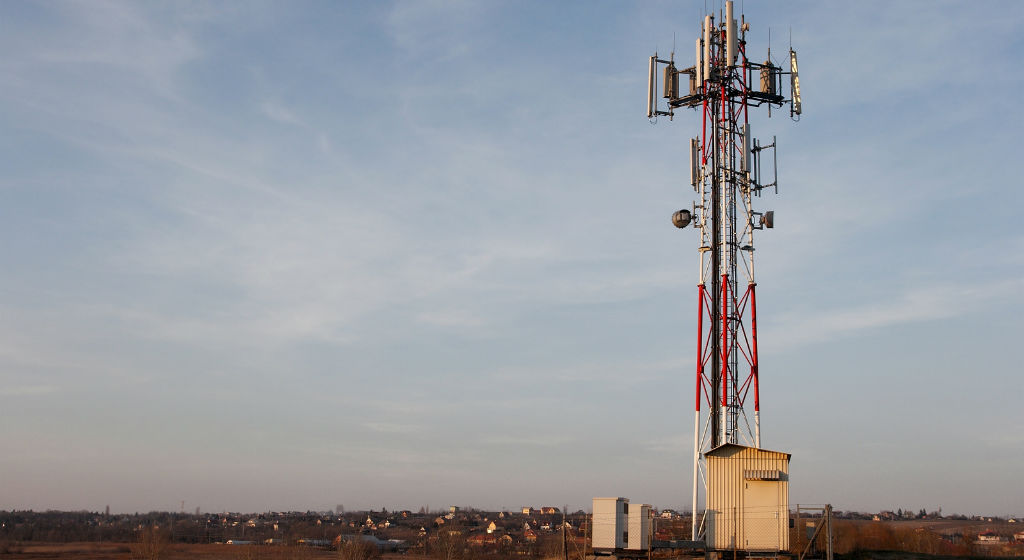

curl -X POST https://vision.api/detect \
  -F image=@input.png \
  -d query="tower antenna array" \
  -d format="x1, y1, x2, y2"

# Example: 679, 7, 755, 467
646, 1, 801, 541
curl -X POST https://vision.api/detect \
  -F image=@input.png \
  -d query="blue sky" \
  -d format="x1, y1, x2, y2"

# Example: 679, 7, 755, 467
1, 1, 1022, 516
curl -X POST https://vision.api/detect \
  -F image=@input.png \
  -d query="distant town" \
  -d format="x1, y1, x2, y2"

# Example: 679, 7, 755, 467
1, 505, 1022, 559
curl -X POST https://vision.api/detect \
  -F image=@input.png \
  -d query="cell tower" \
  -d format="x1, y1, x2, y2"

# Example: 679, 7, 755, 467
645, 1, 801, 541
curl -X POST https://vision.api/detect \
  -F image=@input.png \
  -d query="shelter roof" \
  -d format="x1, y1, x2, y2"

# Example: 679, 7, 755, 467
704, 442, 791, 459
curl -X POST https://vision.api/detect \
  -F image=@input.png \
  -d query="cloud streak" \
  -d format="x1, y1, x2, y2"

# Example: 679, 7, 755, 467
767, 278, 1024, 350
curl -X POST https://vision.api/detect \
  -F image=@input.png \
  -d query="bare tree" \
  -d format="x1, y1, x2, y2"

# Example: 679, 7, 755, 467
133, 526, 169, 560
338, 538, 380, 560
432, 527, 465, 560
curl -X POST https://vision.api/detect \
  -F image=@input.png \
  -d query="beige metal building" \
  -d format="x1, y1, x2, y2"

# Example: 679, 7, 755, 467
705, 444, 790, 552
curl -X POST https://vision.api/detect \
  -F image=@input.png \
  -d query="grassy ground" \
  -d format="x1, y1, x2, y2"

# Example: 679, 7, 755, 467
0, 542, 395, 560
838, 552, 1016, 560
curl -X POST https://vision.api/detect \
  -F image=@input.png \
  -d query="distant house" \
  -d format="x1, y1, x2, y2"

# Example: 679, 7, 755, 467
1013, 531, 1024, 542
467, 534, 496, 547
977, 531, 1003, 543
487, 521, 498, 534
524, 529, 538, 542
540, 507, 560, 515
522, 507, 535, 515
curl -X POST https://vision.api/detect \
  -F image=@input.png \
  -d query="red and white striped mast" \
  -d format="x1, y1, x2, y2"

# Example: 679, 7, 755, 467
647, 1, 801, 541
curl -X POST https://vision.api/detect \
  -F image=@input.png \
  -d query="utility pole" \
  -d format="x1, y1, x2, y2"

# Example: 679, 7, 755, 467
562, 506, 568, 560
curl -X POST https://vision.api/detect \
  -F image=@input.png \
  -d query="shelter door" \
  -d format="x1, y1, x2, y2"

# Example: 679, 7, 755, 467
743, 481, 781, 551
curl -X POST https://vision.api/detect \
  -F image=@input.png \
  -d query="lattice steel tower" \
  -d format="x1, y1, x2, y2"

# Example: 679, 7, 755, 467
645, 1, 801, 541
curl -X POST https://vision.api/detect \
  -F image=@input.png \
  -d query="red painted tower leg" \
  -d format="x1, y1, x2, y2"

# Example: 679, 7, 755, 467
696, 284, 705, 412
750, 283, 760, 447
720, 274, 729, 445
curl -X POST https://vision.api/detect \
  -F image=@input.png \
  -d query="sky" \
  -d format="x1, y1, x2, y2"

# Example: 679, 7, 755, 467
1, 0, 1022, 517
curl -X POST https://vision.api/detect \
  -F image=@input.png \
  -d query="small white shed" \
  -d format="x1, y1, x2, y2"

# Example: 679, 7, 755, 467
592, 497, 628, 551
626, 503, 651, 550
592, 497, 651, 552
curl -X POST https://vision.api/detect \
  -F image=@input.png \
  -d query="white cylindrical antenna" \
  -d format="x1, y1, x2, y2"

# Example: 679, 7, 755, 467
742, 123, 752, 174
689, 137, 699, 187
703, 15, 712, 82
726, 1, 736, 67
755, 139, 762, 185
790, 49, 802, 115
695, 38, 703, 85
647, 55, 656, 118
772, 135, 778, 193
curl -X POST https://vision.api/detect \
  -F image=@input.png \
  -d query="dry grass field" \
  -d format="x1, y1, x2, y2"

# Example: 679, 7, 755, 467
0, 542, 408, 560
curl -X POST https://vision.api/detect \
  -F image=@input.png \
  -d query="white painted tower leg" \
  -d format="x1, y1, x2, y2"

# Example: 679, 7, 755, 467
755, 410, 761, 448
692, 409, 700, 540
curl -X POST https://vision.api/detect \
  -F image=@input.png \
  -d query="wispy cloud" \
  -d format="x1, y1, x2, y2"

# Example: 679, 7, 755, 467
981, 429, 1024, 448
481, 434, 572, 448
259, 100, 304, 126
481, 357, 685, 386
364, 422, 423, 435
2, 2, 201, 104
416, 309, 485, 328
0, 385, 58, 397
767, 278, 1024, 350
385, 0, 482, 57
642, 434, 689, 454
